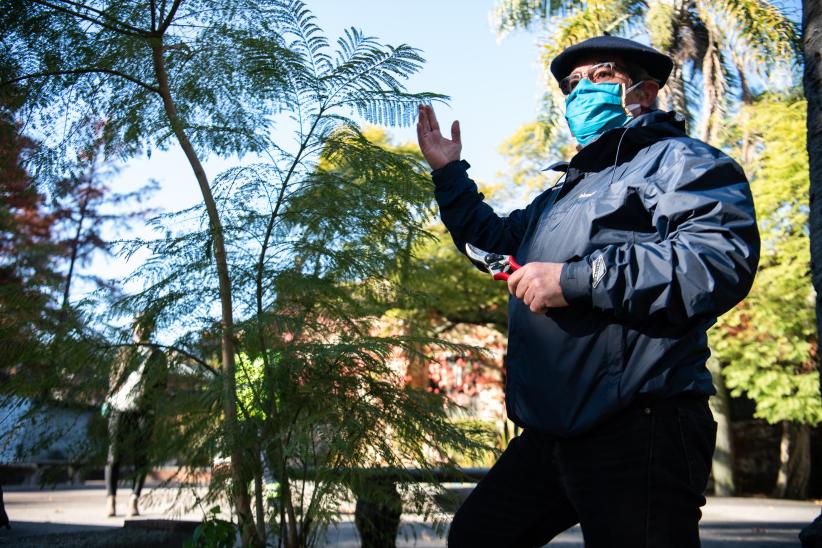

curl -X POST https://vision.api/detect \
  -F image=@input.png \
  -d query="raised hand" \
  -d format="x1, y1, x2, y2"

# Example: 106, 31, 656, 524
416, 104, 461, 170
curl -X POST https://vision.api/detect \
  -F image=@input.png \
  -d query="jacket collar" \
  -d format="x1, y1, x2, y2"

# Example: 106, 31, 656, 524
567, 109, 687, 173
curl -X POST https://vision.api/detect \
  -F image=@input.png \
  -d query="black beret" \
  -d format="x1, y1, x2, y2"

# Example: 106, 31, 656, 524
550, 35, 674, 87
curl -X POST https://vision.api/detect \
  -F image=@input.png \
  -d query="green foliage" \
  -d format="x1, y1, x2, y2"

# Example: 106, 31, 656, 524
644, 2, 676, 52
4, 2, 487, 545
0, 89, 132, 417
496, 116, 574, 196
448, 418, 500, 468
403, 224, 509, 334
710, 0, 801, 66
184, 506, 237, 548
0, 103, 64, 375
236, 352, 268, 421
710, 93, 822, 426
171, 29, 473, 547
4, 0, 285, 175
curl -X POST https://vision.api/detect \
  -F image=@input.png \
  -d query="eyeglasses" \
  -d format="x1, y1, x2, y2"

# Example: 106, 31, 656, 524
559, 62, 629, 95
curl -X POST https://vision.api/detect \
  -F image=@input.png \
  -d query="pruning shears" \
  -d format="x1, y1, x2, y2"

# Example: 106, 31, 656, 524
465, 243, 522, 281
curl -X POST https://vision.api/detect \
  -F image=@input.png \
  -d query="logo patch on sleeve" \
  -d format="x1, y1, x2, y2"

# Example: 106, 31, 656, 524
592, 255, 606, 288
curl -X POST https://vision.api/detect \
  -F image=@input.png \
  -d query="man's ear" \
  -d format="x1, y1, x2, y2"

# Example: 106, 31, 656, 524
637, 80, 660, 108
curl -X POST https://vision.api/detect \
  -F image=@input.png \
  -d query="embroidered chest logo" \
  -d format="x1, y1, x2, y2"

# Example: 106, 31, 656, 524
592, 255, 606, 288
579, 191, 597, 198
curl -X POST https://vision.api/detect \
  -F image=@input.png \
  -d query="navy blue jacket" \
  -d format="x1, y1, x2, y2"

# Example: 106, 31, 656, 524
432, 110, 760, 437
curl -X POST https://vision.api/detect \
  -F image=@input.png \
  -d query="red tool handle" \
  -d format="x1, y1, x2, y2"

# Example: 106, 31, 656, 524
492, 257, 521, 281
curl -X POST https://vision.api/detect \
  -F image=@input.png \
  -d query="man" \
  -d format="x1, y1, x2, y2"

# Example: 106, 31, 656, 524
416, 36, 759, 547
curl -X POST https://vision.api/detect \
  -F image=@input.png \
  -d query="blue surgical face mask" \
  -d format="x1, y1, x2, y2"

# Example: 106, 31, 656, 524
564, 79, 642, 146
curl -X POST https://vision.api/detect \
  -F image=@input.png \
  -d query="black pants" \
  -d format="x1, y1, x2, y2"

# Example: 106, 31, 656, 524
0, 484, 8, 528
448, 395, 717, 548
105, 410, 154, 497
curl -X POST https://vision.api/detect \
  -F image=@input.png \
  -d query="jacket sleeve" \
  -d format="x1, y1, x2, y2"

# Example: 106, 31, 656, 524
432, 159, 535, 255
559, 141, 760, 325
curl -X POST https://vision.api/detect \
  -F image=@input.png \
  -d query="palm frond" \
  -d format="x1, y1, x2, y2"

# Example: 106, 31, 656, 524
698, 0, 799, 69
491, 0, 590, 38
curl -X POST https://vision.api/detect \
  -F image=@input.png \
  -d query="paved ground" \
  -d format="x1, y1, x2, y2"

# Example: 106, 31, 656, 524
1, 482, 819, 546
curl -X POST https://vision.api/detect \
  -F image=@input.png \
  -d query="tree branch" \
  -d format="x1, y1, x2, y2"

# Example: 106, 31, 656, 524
159, 0, 183, 32
30, 0, 146, 37
105, 341, 219, 376
56, 0, 148, 35
1, 68, 161, 94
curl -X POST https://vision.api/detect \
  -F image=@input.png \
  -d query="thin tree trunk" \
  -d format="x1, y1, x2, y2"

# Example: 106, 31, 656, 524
773, 420, 791, 498
48, 182, 91, 393
773, 422, 812, 499
61, 191, 88, 313
787, 424, 811, 499
150, 39, 258, 545
254, 445, 266, 541
707, 357, 735, 496
399, 230, 429, 389
253, 122, 321, 547
700, 34, 723, 145
267, 443, 299, 548
283, 473, 300, 547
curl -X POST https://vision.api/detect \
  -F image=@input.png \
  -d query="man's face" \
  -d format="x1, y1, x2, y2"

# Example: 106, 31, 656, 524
562, 54, 659, 112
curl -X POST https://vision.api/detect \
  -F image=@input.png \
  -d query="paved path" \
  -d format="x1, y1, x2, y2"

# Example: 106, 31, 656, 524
1, 482, 819, 546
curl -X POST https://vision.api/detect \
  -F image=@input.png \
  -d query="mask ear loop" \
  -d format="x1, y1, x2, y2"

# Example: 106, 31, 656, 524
622, 81, 644, 116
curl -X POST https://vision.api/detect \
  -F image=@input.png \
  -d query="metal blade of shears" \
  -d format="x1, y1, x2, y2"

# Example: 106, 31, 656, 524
465, 242, 493, 268
464, 243, 521, 281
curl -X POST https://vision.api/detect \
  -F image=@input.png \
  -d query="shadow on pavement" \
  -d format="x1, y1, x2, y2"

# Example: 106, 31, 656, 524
699, 521, 803, 548
0, 521, 188, 547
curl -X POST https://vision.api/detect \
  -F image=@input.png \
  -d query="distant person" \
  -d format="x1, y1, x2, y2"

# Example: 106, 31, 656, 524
417, 35, 759, 546
103, 316, 167, 517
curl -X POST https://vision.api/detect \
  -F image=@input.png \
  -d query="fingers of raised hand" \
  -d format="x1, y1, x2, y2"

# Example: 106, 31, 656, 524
425, 104, 440, 131
417, 105, 430, 132
451, 120, 461, 144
